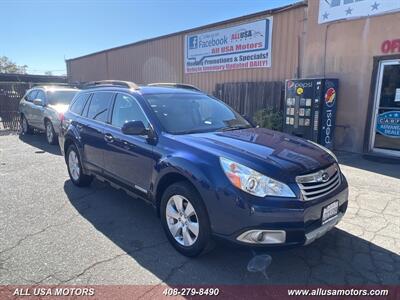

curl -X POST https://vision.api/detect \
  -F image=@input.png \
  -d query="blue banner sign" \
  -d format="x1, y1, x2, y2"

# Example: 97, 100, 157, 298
376, 111, 400, 138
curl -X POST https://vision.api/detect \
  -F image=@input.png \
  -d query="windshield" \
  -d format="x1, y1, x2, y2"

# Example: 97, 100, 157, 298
144, 93, 251, 134
46, 90, 77, 105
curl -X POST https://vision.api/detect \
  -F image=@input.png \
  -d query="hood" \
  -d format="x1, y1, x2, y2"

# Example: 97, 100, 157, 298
171, 127, 336, 179
48, 104, 69, 114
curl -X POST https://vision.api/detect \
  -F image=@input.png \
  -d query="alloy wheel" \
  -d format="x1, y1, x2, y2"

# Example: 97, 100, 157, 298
166, 195, 199, 247
22, 117, 28, 133
46, 122, 53, 143
68, 150, 80, 181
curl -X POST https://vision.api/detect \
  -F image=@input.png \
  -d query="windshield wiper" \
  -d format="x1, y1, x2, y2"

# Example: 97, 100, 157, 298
218, 125, 251, 132
172, 128, 217, 135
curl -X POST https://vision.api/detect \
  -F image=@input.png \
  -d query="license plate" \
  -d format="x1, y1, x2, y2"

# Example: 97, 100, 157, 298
322, 201, 339, 224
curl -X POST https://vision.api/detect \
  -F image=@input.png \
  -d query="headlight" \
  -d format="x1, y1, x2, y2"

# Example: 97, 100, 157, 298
219, 157, 295, 198
308, 140, 338, 162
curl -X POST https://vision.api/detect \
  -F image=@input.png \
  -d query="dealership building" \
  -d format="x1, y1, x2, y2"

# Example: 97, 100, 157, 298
66, 0, 400, 158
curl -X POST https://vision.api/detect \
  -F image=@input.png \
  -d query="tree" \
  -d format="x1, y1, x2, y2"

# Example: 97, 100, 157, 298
0, 56, 28, 74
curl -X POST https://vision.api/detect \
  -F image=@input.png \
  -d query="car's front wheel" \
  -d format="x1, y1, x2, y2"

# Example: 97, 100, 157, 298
66, 144, 93, 187
160, 181, 213, 257
20, 115, 33, 134
45, 120, 57, 145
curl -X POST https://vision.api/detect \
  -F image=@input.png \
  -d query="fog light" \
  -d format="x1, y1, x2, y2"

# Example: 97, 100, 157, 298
237, 230, 286, 244
255, 232, 264, 242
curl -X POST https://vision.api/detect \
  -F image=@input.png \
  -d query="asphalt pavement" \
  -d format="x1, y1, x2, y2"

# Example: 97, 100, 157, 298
0, 133, 399, 285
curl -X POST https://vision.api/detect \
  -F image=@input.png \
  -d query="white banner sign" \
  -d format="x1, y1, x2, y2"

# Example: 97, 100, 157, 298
184, 18, 272, 74
319, 0, 400, 24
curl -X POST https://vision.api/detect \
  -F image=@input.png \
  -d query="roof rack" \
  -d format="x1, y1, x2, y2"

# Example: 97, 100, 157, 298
83, 80, 140, 90
32, 83, 77, 88
147, 82, 201, 92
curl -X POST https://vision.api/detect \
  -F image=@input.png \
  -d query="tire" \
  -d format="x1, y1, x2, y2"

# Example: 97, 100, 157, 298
45, 120, 57, 145
20, 115, 33, 135
66, 144, 93, 187
160, 181, 213, 257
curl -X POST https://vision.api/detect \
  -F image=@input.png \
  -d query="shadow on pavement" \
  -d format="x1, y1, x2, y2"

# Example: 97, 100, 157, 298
337, 151, 400, 179
18, 132, 61, 156
0, 130, 19, 137
64, 179, 400, 285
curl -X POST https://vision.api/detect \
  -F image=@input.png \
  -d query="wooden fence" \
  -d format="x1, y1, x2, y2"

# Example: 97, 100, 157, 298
1, 80, 285, 132
213, 81, 284, 118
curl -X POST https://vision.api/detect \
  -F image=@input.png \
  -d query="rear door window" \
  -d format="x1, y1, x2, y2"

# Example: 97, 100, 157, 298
87, 92, 114, 123
70, 93, 89, 115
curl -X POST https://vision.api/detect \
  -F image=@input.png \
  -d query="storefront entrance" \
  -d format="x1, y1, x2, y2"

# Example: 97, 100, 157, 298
370, 59, 400, 156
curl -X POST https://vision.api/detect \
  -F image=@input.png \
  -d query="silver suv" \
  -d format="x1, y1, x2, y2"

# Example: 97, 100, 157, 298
19, 86, 79, 144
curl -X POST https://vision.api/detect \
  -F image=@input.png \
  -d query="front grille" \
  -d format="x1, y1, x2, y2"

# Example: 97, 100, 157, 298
296, 163, 341, 201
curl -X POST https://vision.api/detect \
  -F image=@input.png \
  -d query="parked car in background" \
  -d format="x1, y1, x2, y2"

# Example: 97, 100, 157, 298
19, 86, 79, 144
59, 80, 348, 257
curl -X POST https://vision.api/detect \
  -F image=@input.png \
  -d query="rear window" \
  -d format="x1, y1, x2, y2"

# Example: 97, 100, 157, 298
46, 90, 77, 105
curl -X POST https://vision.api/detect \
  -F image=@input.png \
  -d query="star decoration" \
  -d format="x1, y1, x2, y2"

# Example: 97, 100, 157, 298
371, 2, 379, 11
345, 7, 353, 15
323, 12, 329, 20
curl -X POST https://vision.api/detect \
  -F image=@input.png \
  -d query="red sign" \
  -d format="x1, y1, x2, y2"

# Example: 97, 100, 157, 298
381, 39, 400, 54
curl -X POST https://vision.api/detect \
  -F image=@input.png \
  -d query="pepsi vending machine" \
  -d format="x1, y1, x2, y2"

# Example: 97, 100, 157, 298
283, 78, 338, 149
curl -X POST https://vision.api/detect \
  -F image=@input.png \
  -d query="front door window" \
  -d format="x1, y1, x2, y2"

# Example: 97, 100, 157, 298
372, 60, 400, 154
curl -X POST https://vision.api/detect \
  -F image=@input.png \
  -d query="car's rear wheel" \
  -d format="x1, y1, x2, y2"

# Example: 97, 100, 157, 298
160, 181, 213, 257
45, 120, 57, 145
66, 144, 93, 187
20, 115, 33, 134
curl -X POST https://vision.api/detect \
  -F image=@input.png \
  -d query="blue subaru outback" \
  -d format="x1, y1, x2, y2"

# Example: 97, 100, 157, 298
59, 80, 348, 257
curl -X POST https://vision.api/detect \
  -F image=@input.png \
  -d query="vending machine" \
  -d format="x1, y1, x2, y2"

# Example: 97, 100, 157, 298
283, 78, 338, 149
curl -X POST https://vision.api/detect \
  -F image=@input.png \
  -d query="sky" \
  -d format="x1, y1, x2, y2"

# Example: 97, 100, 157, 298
0, 0, 297, 75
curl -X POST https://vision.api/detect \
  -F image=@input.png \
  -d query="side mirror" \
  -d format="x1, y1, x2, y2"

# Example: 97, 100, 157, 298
33, 98, 44, 106
121, 120, 148, 135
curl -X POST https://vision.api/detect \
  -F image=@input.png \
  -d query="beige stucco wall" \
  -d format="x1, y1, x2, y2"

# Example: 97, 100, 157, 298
302, 1, 400, 153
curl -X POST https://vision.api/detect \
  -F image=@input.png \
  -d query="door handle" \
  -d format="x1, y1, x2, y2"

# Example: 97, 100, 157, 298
104, 133, 114, 143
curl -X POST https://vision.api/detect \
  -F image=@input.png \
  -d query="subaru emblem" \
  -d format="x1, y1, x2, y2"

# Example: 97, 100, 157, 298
321, 172, 330, 182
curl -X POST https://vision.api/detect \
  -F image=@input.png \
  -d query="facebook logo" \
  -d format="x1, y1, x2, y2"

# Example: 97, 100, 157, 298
188, 36, 198, 49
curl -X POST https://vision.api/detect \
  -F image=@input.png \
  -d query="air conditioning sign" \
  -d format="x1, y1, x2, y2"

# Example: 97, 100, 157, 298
184, 18, 272, 74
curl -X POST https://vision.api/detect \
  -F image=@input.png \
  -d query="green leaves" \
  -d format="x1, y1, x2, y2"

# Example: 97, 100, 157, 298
253, 107, 283, 131
0, 56, 28, 74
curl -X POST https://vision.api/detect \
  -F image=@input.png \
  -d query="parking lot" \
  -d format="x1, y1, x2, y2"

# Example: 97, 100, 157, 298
0, 133, 399, 285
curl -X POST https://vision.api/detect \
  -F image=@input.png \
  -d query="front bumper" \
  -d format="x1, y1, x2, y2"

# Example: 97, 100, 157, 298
304, 212, 343, 245
210, 182, 348, 247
